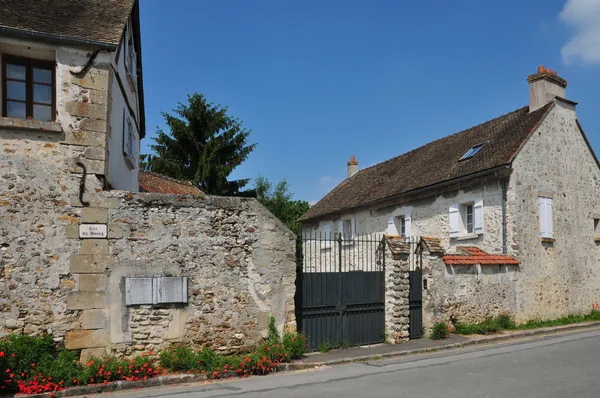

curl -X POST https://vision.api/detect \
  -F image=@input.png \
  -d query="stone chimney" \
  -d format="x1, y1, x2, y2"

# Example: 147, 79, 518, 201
528, 65, 567, 112
347, 156, 359, 178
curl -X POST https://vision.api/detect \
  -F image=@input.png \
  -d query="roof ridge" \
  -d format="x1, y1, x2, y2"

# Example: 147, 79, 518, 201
356, 105, 530, 175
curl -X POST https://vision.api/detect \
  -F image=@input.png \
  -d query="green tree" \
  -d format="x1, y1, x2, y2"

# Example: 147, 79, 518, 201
254, 175, 310, 235
141, 93, 255, 196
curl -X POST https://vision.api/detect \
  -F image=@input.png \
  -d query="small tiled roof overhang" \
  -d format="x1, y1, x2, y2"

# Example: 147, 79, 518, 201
384, 235, 411, 255
443, 246, 520, 266
420, 236, 444, 254
139, 171, 202, 195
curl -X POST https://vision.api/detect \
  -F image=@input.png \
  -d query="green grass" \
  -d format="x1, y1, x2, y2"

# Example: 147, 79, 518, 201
454, 310, 600, 335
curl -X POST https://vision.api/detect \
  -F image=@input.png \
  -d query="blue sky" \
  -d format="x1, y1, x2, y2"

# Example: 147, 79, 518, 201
139, 0, 600, 203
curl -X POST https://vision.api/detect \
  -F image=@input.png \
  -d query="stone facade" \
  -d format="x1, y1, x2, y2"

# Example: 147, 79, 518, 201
382, 243, 410, 343
0, 158, 296, 357
507, 100, 600, 322
421, 254, 518, 328
303, 99, 600, 329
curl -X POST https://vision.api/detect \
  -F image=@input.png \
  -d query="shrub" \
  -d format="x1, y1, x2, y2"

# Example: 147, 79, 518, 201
282, 333, 307, 360
267, 317, 280, 345
158, 345, 200, 372
431, 321, 450, 340
318, 339, 332, 353
496, 314, 517, 330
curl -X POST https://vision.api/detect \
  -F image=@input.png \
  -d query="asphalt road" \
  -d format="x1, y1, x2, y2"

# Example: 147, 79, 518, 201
114, 328, 600, 398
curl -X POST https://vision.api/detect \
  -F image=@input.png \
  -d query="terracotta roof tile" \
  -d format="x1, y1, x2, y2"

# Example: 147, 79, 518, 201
139, 171, 202, 195
443, 247, 519, 266
301, 103, 554, 221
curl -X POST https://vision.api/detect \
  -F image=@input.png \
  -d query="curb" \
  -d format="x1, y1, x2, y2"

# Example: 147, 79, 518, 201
16, 373, 208, 398
16, 321, 600, 398
282, 321, 600, 369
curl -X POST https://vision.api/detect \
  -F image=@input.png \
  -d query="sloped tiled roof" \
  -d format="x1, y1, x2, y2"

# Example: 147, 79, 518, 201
443, 246, 519, 266
419, 237, 444, 254
301, 103, 554, 221
384, 236, 410, 255
0, 0, 135, 46
139, 171, 202, 195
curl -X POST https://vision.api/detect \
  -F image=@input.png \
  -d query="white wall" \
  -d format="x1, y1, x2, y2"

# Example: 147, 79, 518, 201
106, 20, 141, 192
303, 180, 505, 253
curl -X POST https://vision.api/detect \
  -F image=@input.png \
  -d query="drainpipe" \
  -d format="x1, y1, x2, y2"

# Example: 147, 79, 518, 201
501, 179, 508, 254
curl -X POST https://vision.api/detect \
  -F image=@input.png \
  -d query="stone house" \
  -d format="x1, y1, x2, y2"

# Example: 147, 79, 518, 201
301, 67, 600, 327
0, 0, 296, 360
0, 0, 144, 192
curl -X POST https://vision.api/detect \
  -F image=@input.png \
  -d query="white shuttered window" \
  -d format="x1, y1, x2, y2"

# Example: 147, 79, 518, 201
539, 197, 554, 239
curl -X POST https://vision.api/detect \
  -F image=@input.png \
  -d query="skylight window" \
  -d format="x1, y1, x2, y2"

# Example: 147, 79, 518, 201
460, 143, 485, 161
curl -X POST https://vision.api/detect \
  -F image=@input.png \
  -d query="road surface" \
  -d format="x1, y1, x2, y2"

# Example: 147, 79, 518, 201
113, 328, 600, 398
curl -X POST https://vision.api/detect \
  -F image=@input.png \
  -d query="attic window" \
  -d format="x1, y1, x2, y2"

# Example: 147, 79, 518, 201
459, 143, 485, 161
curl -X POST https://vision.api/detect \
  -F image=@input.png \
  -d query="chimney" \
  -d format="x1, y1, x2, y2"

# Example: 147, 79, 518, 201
528, 65, 567, 112
347, 156, 359, 178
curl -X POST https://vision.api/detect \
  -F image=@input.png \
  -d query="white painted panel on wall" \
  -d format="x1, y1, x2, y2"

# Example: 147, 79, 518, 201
125, 277, 154, 305
155, 277, 188, 304
404, 213, 412, 239
387, 216, 396, 235
474, 199, 484, 235
449, 204, 460, 238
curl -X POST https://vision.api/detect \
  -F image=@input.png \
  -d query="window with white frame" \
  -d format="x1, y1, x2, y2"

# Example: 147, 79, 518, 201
123, 20, 137, 91
321, 223, 332, 249
122, 109, 138, 169
538, 196, 553, 240
594, 219, 600, 242
338, 217, 355, 242
387, 213, 412, 240
449, 200, 483, 238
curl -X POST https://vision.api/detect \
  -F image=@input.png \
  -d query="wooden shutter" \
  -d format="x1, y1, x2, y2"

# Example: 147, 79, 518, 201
350, 217, 356, 240
546, 198, 553, 238
122, 109, 129, 156
387, 216, 396, 235
474, 199, 484, 235
338, 220, 344, 240
449, 204, 460, 238
322, 224, 332, 248
539, 198, 546, 238
404, 213, 412, 239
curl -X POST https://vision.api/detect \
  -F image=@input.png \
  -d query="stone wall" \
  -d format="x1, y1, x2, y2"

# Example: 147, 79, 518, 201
421, 254, 518, 328
507, 100, 600, 322
1, 137, 296, 358
382, 242, 410, 343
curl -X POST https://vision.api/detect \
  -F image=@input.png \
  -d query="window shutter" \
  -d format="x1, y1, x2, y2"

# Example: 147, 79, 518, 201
338, 220, 344, 240
387, 216, 396, 235
122, 110, 129, 156
350, 218, 356, 240
539, 198, 546, 237
404, 213, 412, 239
449, 204, 460, 238
546, 198, 553, 238
474, 199, 484, 235
322, 224, 332, 248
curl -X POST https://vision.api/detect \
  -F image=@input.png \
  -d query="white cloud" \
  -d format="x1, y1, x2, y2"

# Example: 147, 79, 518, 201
308, 200, 318, 206
560, 0, 600, 65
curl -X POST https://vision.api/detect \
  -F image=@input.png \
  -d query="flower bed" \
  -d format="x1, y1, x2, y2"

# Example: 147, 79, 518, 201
0, 318, 307, 395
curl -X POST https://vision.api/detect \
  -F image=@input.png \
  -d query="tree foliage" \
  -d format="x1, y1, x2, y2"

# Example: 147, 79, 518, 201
254, 176, 310, 235
141, 93, 255, 196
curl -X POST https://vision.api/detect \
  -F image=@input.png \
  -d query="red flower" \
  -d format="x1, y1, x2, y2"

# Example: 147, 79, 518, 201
0, 352, 4, 357
10, 354, 15, 358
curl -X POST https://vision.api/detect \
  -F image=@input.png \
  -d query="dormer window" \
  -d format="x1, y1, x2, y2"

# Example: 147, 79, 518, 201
2, 55, 55, 121
459, 143, 485, 161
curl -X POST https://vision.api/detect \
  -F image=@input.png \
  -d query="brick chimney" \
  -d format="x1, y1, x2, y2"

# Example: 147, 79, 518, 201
347, 156, 359, 178
528, 65, 567, 112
